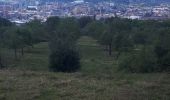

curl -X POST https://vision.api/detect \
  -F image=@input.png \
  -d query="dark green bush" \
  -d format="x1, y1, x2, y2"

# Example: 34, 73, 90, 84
154, 43, 170, 71
158, 52, 170, 71
48, 32, 80, 72
49, 48, 80, 72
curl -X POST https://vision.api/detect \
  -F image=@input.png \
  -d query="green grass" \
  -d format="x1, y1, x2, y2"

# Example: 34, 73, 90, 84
0, 36, 170, 100
78, 36, 117, 77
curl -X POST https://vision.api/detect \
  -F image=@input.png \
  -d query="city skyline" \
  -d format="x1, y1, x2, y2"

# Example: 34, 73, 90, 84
1, 0, 170, 25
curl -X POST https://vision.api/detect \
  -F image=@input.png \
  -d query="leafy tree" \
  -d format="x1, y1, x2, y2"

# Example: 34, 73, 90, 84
83, 21, 106, 38
161, 52, 170, 70
0, 27, 7, 68
99, 18, 133, 56
58, 18, 81, 40
0, 17, 12, 27
0, 18, 12, 68
99, 30, 114, 56
46, 16, 60, 37
46, 16, 60, 31
25, 20, 47, 44
48, 17, 81, 72
4, 27, 22, 59
16, 27, 32, 55
118, 47, 158, 73
132, 31, 149, 45
49, 31, 80, 72
153, 28, 170, 71
78, 16, 94, 28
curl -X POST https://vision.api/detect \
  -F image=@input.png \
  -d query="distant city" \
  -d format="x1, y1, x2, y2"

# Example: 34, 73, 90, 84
1, 0, 170, 24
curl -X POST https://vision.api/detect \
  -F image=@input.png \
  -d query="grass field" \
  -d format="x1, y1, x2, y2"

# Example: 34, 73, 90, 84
0, 36, 170, 100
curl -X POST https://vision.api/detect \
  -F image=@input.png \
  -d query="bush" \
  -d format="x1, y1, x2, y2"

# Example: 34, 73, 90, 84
0, 56, 5, 69
49, 34, 80, 72
49, 48, 80, 72
118, 47, 158, 73
154, 45, 170, 71
158, 52, 170, 71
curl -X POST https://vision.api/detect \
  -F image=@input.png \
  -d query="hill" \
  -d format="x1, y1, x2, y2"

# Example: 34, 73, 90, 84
0, 36, 170, 100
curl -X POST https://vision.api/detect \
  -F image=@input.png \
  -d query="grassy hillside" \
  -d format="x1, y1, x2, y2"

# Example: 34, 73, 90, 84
0, 36, 170, 100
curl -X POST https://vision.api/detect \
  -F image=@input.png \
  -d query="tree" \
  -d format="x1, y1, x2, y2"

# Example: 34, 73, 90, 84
16, 27, 32, 56
118, 47, 158, 73
46, 16, 60, 37
99, 30, 114, 56
0, 27, 6, 68
46, 16, 60, 31
153, 28, 170, 71
4, 27, 22, 59
25, 20, 47, 44
57, 18, 81, 40
83, 21, 106, 38
0, 17, 12, 27
49, 31, 80, 72
99, 18, 133, 56
78, 16, 93, 28
158, 52, 170, 71
48, 17, 81, 72
132, 31, 149, 45
0, 18, 12, 68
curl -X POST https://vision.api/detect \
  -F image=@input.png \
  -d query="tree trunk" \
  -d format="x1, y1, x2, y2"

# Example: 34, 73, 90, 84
0, 55, 3, 69
108, 44, 112, 56
14, 48, 17, 60
104, 45, 108, 51
31, 44, 34, 48
116, 52, 121, 59
21, 48, 24, 56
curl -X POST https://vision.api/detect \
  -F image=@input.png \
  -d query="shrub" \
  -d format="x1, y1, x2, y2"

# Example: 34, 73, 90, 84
158, 52, 170, 71
118, 47, 158, 73
49, 48, 80, 72
49, 34, 80, 72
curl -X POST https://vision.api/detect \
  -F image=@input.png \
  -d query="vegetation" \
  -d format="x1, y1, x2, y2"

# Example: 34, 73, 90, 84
0, 36, 170, 100
46, 17, 81, 72
0, 16, 170, 72
84, 18, 170, 72
0, 16, 170, 99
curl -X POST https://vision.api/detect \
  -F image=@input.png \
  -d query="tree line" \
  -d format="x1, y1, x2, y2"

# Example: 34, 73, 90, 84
0, 18, 47, 68
0, 16, 169, 73
84, 17, 170, 72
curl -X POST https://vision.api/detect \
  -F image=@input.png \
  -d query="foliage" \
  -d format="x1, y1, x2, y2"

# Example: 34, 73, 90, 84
0, 16, 170, 73
0, 17, 12, 27
78, 16, 94, 28
25, 20, 47, 43
0, 17, 13, 68
84, 21, 106, 38
118, 47, 158, 73
49, 32, 80, 72
49, 47, 80, 72
48, 17, 81, 72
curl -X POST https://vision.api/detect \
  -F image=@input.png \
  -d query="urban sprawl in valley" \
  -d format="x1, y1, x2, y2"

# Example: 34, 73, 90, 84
0, 0, 170, 24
